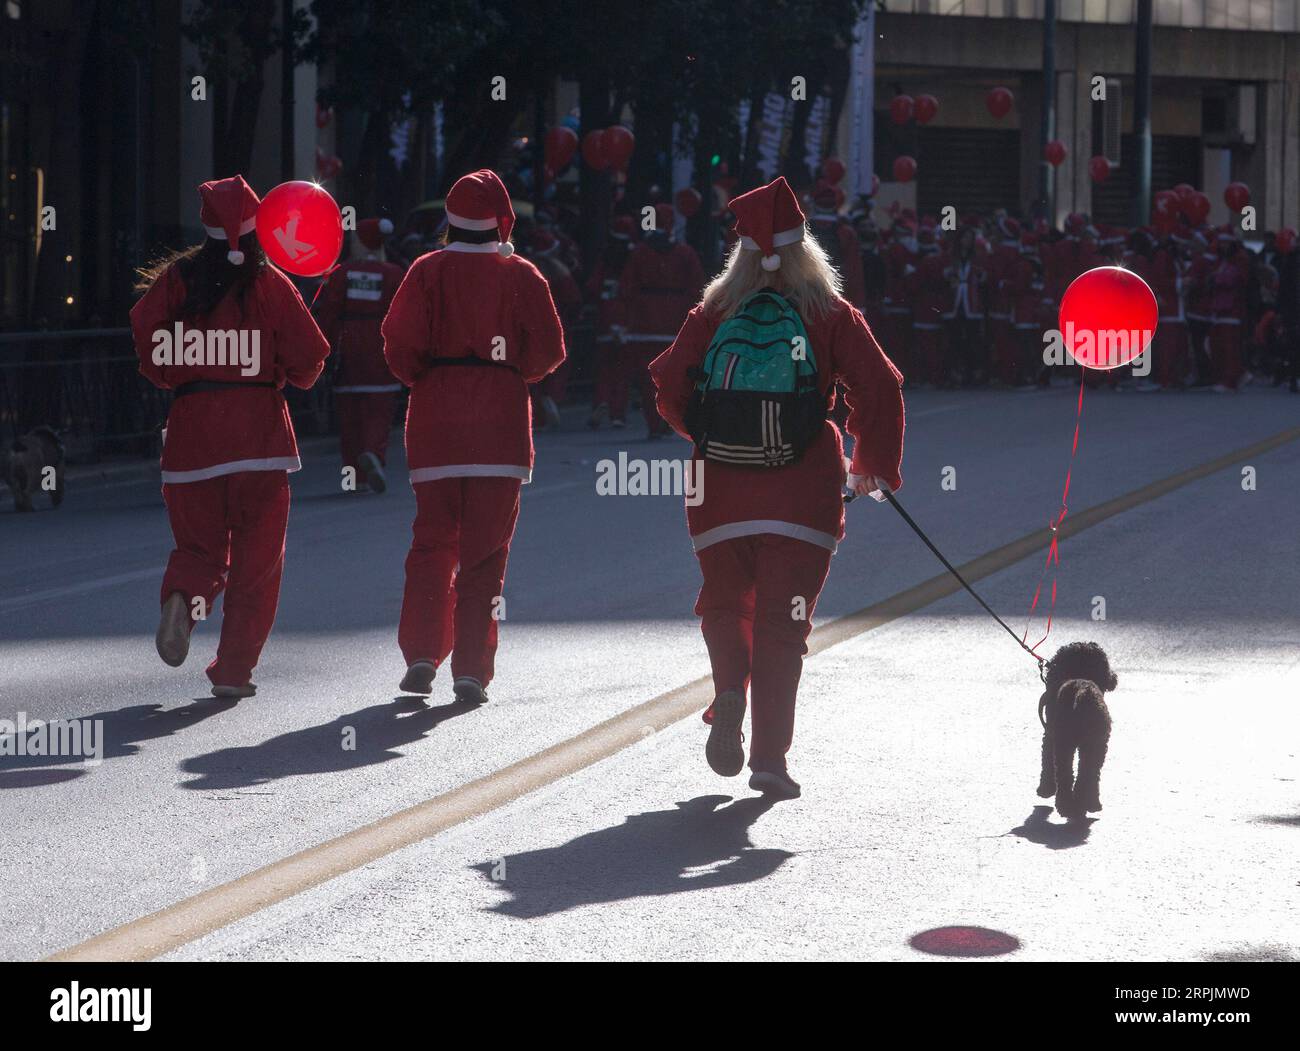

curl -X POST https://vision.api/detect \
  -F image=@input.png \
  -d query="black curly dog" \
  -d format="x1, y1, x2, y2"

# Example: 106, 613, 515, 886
1037, 642, 1116, 820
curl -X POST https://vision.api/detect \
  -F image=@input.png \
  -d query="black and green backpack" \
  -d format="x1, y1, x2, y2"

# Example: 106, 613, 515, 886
684, 289, 826, 467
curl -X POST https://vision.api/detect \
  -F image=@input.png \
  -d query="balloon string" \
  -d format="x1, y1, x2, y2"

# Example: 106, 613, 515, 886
309, 263, 342, 307
1023, 372, 1086, 656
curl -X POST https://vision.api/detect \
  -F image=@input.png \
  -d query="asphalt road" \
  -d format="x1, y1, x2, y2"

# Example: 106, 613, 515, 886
2, 382, 1297, 961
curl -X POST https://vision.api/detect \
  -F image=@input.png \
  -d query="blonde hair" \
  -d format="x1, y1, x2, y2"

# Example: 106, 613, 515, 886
700, 227, 844, 320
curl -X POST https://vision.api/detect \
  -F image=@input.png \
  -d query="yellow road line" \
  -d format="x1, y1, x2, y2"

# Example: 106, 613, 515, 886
49, 424, 1300, 962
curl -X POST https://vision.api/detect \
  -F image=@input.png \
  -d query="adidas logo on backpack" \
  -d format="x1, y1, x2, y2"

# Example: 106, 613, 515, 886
684, 289, 826, 467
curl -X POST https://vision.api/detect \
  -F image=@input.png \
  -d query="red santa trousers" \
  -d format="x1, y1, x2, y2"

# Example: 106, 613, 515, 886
592, 339, 630, 421
398, 476, 521, 682
161, 470, 290, 686
1210, 321, 1244, 389
1154, 321, 1188, 387
336, 391, 396, 472
695, 534, 833, 768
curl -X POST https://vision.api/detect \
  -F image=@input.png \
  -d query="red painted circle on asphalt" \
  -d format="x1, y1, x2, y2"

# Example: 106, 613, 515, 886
910, 926, 1021, 957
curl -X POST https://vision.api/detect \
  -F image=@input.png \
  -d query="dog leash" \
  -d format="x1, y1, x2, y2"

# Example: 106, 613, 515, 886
846, 487, 1047, 681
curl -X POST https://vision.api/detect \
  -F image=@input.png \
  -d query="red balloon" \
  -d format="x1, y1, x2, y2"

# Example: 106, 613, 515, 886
1043, 140, 1067, 167
1277, 227, 1297, 254
821, 157, 846, 185
986, 86, 1014, 120
255, 180, 344, 278
892, 155, 916, 183
1173, 183, 1197, 208
1224, 181, 1250, 212
889, 95, 914, 126
544, 126, 578, 172
914, 94, 939, 125
1088, 155, 1111, 183
1185, 190, 1211, 225
1058, 266, 1158, 370
674, 186, 702, 218
581, 129, 609, 171
1153, 189, 1177, 218
603, 125, 635, 171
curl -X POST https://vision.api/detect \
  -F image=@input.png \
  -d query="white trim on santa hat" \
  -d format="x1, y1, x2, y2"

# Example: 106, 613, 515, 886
739, 225, 804, 251
203, 216, 258, 240
444, 209, 500, 232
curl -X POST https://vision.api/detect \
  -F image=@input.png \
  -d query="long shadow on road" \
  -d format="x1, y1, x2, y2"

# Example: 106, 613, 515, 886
472, 794, 790, 919
178, 697, 477, 791
1008, 805, 1095, 848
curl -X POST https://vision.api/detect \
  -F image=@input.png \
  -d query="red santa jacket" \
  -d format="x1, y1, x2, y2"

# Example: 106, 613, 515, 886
1046, 236, 1100, 301
985, 240, 1022, 319
585, 255, 629, 344
1183, 250, 1217, 322
1149, 247, 1186, 322
617, 241, 706, 344
908, 247, 949, 329
130, 262, 330, 483
314, 259, 405, 391
381, 244, 565, 484
1006, 251, 1051, 330
649, 298, 905, 554
882, 237, 918, 315
1207, 255, 1249, 323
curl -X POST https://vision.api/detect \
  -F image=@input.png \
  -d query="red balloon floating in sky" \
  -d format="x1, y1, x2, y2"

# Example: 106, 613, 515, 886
1058, 266, 1158, 370
986, 86, 1014, 119
889, 94, 914, 125
1088, 155, 1111, 183
1043, 139, 1067, 167
581, 129, 610, 171
255, 180, 343, 278
1184, 190, 1211, 225
892, 155, 916, 183
1277, 227, 1297, 254
914, 94, 939, 125
674, 186, 702, 218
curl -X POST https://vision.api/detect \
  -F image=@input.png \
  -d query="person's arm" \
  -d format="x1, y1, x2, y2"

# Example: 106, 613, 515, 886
313, 267, 346, 345
269, 270, 331, 389
648, 306, 712, 440
517, 262, 566, 383
129, 266, 186, 389
833, 304, 905, 496
381, 258, 436, 386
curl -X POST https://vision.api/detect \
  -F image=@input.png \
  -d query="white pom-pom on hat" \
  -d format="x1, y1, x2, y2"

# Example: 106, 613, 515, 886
498, 241, 514, 257
227, 249, 246, 265
379, 218, 394, 235
761, 253, 781, 272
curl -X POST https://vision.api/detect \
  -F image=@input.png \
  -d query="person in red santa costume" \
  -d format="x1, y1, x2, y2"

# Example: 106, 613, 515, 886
586, 214, 637, 429
526, 227, 582, 429
314, 217, 405, 493
1205, 224, 1250, 391
381, 169, 565, 702
986, 216, 1023, 386
130, 175, 331, 697
616, 202, 706, 439
649, 176, 905, 799
908, 217, 948, 386
880, 214, 917, 381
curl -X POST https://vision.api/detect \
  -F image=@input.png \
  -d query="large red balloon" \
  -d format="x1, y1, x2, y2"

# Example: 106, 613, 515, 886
674, 186, 702, 218
1184, 190, 1211, 225
821, 156, 846, 185
544, 126, 578, 172
1043, 140, 1067, 167
255, 181, 343, 278
581, 129, 609, 171
889, 95, 914, 125
1224, 181, 1250, 212
986, 86, 1014, 119
1058, 266, 1158, 370
892, 155, 916, 183
1088, 155, 1111, 183
603, 125, 635, 171
914, 94, 939, 125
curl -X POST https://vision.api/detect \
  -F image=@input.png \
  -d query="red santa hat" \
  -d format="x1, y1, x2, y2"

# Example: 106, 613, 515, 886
728, 176, 805, 272
357, 217, 394, 251
609, 214, 636, 241
444, 169, 515, 257
199, 174, 260, 266
997, 216, 1021, 240
654, 203, 676, 233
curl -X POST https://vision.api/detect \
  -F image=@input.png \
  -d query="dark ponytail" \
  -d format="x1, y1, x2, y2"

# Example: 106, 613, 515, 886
135, 231, 267, 320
